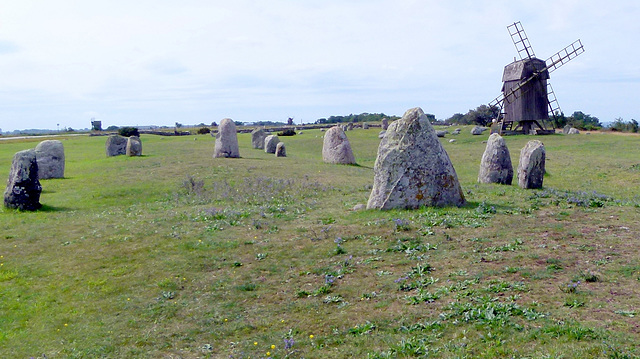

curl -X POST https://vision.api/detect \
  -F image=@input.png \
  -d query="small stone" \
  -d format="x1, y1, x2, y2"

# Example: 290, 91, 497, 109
275, 142, 287, 157
381, 118, 389, 130
126, 136, 142, 156
478, 133, 513, 185
449, 139, 456, 143
251, 128, 268, 149
35, 140, 65, 179
471, 126, 487, 135
105, 135, 128, 157
213, 118, 240, 158
352, 204, 366, 211
4, 149, 42, 211
264, 135, 280, 154
322, 126, 356, 165
517, 140, 546, 189
436, 130, 447, 138
568, 128, 580, 135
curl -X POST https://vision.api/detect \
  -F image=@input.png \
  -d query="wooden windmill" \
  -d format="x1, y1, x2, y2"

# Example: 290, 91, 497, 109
490, 22, 585, 135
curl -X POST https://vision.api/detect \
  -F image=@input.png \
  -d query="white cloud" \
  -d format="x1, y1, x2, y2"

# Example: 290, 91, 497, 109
0, 0, 638, 131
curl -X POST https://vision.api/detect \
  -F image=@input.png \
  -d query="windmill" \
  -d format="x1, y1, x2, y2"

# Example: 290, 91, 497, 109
489, 22, 585, 135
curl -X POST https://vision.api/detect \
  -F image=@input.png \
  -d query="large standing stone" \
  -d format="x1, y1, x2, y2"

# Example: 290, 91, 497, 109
517, 140, 546, 189
381, 118, 389, 130
251, 128, 268, 149
347, 123, 354, 131
264, 135, 280, 154
322, 126, 356, 165
275, 142, 287, 157
4, 149, 42, 211
478, 133, 513, 185
35, 140, 65, 179
363, 123, 369, 130
367, 107, 465, 210
126, 136, 142, 156
213, 118, 240, 158
106, 135, 128, 157
563, 125, 572, 134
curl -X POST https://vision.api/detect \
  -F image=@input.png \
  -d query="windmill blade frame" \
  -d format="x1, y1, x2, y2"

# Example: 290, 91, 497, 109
508, 21, 536, 60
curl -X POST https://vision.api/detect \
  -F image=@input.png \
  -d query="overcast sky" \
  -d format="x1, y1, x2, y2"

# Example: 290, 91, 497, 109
0, 0, 637, 131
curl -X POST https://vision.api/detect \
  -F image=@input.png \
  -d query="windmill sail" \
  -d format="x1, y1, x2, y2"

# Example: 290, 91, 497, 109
508, 22, 536, 60
545, 40, 584, 74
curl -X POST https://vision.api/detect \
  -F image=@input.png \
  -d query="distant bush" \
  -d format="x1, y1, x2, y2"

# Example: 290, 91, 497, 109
118, 127, 140, 137
197, 127, 211, 134
277, 129, 296, 136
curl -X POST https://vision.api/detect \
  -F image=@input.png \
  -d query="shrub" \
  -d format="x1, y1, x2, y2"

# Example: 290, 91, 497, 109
118, 126, 140, 137
277, 129, 296, 136
197, 127, 211, 134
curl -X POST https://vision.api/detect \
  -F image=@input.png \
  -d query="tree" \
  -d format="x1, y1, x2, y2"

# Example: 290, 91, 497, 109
445, 113, 465, 125
567, 111, 601, 130
464, 105, 499, 126
549, 112, 567, 129
118, 127, 140, 137
175, 122, 183, 128
287, 117, 294, 125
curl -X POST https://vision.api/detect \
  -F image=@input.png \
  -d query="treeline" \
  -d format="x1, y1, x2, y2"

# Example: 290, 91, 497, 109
315, 113, 401, 124
608, 118, 638, 133
444, 105, 604, 131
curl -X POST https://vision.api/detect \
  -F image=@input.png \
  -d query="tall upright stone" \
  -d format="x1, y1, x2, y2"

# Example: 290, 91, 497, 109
35, 140, 65, 179
381, 118, 389, 130
367, 107, 465, 210
478, 133, 513, 185
106, 135, 128, 157
251, 128, 268, 149
275, 142, 287, 157
264, 135, 280, 154
517, 140, 546, 189
213, 118, 240, 158
4, 149, 42, 211
126, 136, 142, 156
322, 126, 356, 165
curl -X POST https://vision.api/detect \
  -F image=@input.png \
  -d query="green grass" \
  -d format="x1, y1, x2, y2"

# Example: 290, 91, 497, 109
1, 127, 639, 358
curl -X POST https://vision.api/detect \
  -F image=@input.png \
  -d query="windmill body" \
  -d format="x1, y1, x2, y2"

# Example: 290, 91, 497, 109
501, 58, 550, 134
489, 22, 584, 135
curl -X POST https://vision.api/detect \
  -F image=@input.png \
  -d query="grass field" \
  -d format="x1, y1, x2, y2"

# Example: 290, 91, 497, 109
1, 127, 639, 358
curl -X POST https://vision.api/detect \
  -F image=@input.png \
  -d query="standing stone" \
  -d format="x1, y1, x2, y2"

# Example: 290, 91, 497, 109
347, 123, 354, 131
363, 123, 369, 130
563, 125, 572, 134
322, 126, 356, 165
126, 136, 142, 156
275, 142, 287, 157
264, 135, 280, 154
478, 133, 513, 185
106, 135, 128, 157
35, 140, 65, 179
568, 128, 580, 135
367, 107, 465, 210
251, 128, 268, 149
517, 140, 546, 189
213, 118, 240, 158
381, 118, 389, 130
4, 149, 42, 211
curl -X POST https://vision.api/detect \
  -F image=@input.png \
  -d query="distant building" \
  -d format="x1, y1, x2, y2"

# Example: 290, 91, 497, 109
91, 120, 102, 131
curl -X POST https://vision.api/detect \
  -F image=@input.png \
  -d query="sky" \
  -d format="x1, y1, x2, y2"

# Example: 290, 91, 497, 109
0, 0, 638, 132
